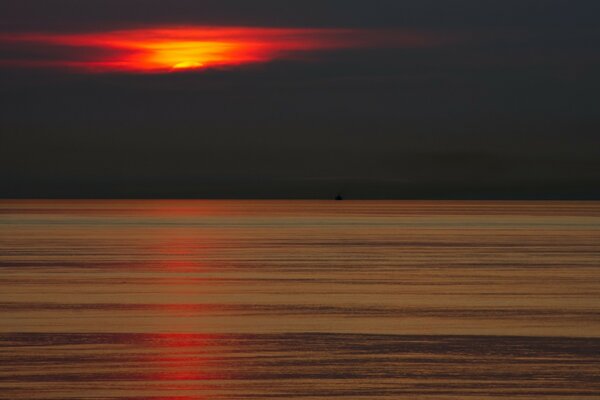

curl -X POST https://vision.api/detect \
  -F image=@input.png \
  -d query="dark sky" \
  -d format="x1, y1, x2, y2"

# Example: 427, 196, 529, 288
1, 0, 599, 199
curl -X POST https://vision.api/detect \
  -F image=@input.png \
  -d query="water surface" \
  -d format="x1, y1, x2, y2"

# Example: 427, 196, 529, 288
1, 200, 599, 398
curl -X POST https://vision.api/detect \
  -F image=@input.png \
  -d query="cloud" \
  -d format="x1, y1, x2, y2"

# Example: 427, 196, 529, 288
0, 26, 452, 73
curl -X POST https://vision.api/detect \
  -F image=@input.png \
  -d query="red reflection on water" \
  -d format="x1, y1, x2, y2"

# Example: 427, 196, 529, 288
147, 233, 213, 273
139, 200, 228, 217
139, 333, 227, 392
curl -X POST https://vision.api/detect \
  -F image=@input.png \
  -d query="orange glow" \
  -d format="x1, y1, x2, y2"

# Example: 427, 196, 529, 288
0, 26, 449, 73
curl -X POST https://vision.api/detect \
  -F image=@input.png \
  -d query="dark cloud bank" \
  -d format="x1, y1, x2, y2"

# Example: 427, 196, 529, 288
1, 0, 599, 199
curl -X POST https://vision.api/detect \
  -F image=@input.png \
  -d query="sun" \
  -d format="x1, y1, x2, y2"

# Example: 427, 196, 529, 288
138, 40, 235, 71
0, 27, 383, 73
172, 61, 204, 70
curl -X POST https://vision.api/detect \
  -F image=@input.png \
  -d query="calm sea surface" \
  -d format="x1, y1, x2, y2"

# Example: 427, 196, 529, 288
1, 200, 599, 399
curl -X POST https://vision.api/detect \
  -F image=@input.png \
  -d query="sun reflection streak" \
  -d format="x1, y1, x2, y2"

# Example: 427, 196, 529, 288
137, 333, 225, 397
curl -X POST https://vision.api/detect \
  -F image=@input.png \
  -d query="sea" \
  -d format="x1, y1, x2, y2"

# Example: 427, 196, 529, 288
1, 200, 599, 399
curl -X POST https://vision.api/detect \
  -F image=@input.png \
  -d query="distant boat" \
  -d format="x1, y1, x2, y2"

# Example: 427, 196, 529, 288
335, 194, 344, 201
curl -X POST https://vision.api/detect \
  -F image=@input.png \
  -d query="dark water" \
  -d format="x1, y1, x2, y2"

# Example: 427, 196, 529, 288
1, 200, 599, 399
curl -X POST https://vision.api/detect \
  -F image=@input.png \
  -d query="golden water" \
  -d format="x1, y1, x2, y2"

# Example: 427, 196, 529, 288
1, 200, 599, 398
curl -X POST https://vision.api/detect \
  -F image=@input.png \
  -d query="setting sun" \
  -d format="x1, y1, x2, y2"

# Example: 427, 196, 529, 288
0, 27, 378, 73
137, 40, 245, 71
172, 61, 204, 69
0, 26, 441, 73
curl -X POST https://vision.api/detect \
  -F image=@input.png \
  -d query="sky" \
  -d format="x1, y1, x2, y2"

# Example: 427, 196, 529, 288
1, 0, 599, 199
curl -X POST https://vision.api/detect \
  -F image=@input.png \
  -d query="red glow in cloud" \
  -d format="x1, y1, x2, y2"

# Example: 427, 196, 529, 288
0, 26, 446, 73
